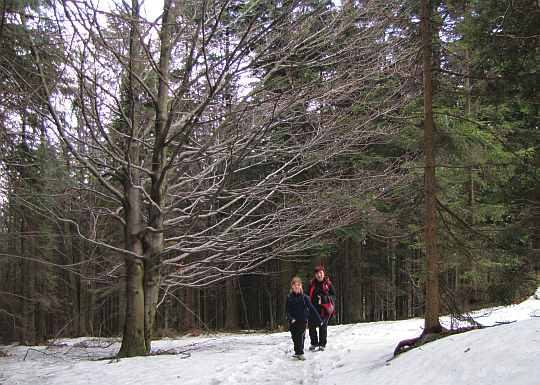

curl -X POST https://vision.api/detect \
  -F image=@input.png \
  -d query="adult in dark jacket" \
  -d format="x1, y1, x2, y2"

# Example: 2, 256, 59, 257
285, 277, 323, 360
307, 265, 336, 351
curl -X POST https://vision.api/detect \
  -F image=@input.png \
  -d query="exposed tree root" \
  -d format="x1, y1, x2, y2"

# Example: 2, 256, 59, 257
394, 326, 483, 356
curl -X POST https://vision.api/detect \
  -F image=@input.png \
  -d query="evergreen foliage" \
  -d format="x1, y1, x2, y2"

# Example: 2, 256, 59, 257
0, 0, 538, 349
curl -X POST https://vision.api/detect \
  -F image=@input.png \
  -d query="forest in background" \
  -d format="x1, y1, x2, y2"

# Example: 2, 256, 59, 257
0, 0, 538, 355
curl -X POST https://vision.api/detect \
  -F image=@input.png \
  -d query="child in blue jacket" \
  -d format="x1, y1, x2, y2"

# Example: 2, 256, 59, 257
285, 277, 323, 360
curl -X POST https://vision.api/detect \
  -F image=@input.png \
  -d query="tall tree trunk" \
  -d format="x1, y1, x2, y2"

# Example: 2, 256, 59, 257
225, 277, 238, 330
118, 0, 171, 356
344, 238, 363, 323
118, 0, 146, 352
140, 0, 172, 348
79, 276, 88, 336
421, 0, 442, 334
389, 242, 397, 321
118, 257, 146, 357
216, 284, 224, 330
65, 222, 82, 336
467, 166, 478, 304
282, 257, 294, 327
184, 287, 193, 330
20, 219, 36, 345
144, 260, 162, 347
264, 276, 275, 330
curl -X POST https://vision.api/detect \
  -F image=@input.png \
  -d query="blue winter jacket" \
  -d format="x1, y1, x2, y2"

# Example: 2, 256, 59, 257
285, 292, 324, 324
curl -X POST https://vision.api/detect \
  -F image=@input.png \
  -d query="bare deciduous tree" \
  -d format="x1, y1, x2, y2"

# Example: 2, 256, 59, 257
25, 0, 414, 357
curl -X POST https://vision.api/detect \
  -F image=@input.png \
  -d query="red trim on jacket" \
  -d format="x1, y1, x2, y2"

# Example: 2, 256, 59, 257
309, 277, 332, 318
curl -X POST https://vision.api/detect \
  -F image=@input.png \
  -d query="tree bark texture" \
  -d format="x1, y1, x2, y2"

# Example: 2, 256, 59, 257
344, 238, 363, 323
421, 0, 442, 334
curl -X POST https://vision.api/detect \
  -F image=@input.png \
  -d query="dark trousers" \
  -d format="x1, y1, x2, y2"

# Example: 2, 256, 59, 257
308, 311, 328, 347
289, 319, 307, 355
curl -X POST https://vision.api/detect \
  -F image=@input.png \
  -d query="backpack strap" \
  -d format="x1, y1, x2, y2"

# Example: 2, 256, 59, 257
309, 279, 315, 301
323, 278, 332, 295
321, 278, 335, 317
286, 293, 291, 313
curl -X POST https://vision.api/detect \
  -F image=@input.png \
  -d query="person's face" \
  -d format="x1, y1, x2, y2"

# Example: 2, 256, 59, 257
292, 282, 302, 293
315, 270, 325, 282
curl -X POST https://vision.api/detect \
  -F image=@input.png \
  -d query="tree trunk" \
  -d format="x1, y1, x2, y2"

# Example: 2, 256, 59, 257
118, 257, 146, 357
144, 260, 162, 347
282, 257, 294, 327
264, 276, 275, 330
184, 287, 193, 330
344, 238, 363, 323
216, 284, 224, 330
79, 276, 88, 336
65, 222, 82, 336
421, 0, 442, 334
118, 0, 171, 356
21, 219, 36, 345
389, 242, 397, 321
225, 277, 238, 330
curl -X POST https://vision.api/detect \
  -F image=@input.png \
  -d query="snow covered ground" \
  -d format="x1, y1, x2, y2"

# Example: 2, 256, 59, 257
1, 287, 539, 385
